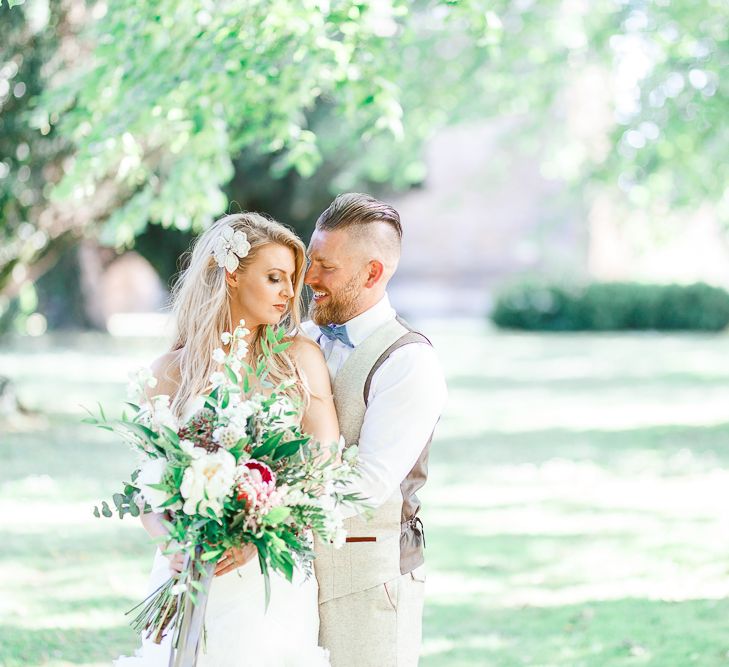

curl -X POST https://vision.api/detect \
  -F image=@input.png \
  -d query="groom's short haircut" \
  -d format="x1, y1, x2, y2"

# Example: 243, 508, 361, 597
315, 193, 402, 275
316, 192, 402, 240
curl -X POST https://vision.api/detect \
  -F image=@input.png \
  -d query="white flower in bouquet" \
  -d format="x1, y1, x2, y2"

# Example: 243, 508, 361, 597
217, 392, 245, 420
317, 482, 337, 512
227, 396, 263, 423
331, 525, 347, 549
209, 371, 226, 388
180, 448, 236, 516
136, 458, 174, 512
212, 423, 247, 449
212, 347, 226, 364
152, 395, 178, 430
342, 443, 358, 464
127, 367, 157, 402
137, 395, 178, 432
322, 505, 346, 548
221, 331, 232, 345
282, 486, 308, 507
170, 582, 188, 595
236, 339, 249, 359
179, 439, 195, 455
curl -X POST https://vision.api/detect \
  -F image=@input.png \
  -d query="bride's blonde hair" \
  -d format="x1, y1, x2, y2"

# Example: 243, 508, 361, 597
168, 212, 308, 419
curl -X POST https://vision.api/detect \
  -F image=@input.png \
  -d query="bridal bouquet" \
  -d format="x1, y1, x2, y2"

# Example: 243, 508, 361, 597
86, 321, 361, 664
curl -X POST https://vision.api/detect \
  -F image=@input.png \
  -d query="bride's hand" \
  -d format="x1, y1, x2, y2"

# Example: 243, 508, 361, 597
163, 540, 186, 574
214, 544, 257, 577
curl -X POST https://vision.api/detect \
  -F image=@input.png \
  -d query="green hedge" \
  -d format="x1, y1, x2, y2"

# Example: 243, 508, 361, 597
491, 282, 729, 332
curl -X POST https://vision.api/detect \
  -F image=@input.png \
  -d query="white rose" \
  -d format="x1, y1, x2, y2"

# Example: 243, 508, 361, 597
136, 458, 170, 513
237, 399, 257, 419
151, 395, 178, 431
180, 449, 236, 516
179, 438, 195, 455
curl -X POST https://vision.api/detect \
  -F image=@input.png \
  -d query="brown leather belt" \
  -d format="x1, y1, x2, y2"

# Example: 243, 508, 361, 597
345, 536, 377, 543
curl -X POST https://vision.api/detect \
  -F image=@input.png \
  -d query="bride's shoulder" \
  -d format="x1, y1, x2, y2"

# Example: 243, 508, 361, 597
285, 334, 329, 386
285, 333, 325, 363
148, 348, 183, 396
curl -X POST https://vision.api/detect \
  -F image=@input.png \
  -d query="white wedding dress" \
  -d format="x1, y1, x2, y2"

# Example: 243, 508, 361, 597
114, 398, 330, 667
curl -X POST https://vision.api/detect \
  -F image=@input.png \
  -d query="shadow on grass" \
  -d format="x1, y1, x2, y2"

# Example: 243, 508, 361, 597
449, 373, 729, 392
423, 596, 729, 667
432, 422, 729, 470
1, 417, 138, 497
0, 527, 152, 568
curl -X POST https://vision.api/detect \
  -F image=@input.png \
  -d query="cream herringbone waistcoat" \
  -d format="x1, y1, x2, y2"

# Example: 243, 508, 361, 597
314, 317, 433, 604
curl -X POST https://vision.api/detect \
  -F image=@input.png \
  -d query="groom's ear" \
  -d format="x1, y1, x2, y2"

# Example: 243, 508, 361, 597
363, 260, 384, 288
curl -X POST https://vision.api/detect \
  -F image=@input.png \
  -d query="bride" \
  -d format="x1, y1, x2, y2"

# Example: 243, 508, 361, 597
115, 213, 339, 666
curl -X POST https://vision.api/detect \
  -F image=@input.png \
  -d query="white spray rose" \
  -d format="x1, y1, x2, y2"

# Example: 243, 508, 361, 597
136, 394, 178, 432
151, 395, 178, 431
180, 448, 236, 517
127, 367, 157, 402
136, 458, 171, 513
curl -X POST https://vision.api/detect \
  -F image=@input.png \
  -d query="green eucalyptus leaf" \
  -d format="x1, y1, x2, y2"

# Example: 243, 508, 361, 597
263, 506, 291, 525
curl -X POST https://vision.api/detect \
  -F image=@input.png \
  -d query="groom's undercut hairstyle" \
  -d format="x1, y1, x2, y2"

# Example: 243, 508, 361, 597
315, 193, 402, 276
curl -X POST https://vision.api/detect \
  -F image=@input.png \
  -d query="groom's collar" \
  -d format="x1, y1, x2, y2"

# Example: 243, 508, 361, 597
339, 294, 396, 348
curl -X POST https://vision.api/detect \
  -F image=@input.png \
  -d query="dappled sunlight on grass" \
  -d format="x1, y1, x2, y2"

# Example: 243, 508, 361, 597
422, 597, 729, 667
3, 327, 729, 665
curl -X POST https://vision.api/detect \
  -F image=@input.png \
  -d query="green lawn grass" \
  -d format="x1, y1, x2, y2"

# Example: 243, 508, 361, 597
2, 324, 729, 666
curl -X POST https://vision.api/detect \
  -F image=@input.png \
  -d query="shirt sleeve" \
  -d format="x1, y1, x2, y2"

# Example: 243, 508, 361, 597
340, 342, 448, 517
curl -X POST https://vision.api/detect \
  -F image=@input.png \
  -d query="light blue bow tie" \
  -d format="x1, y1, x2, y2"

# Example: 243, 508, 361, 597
318, 324, 354, 348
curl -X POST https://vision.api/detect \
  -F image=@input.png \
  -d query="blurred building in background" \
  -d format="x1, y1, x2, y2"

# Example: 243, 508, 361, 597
80, 114, 729, 328
389, 121, 586, 318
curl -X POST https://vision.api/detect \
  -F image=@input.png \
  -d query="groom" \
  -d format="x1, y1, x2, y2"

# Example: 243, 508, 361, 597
302, 193, 447, 666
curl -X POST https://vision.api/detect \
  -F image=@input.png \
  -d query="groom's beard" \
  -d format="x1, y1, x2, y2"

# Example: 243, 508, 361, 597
309, 274, 363, 326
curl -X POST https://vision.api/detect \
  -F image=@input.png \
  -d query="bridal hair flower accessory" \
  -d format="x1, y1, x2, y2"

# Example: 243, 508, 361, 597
213, 226, 251, 272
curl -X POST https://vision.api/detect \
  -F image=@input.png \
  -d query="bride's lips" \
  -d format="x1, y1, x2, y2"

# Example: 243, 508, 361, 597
273, 304, 286, 312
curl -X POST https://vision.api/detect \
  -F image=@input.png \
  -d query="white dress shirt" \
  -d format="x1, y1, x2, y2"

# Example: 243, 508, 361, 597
301, 294, 448, 511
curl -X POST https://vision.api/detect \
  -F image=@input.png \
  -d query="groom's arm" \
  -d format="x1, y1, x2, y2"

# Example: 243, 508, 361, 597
341, 342, 447, 517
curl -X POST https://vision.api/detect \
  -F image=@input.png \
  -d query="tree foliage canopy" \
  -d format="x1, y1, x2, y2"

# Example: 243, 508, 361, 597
1, 0, 727, 331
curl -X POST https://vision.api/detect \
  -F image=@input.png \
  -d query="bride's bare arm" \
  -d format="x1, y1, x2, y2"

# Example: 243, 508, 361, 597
289, 335, 340, 450
139, 351, 185, 571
